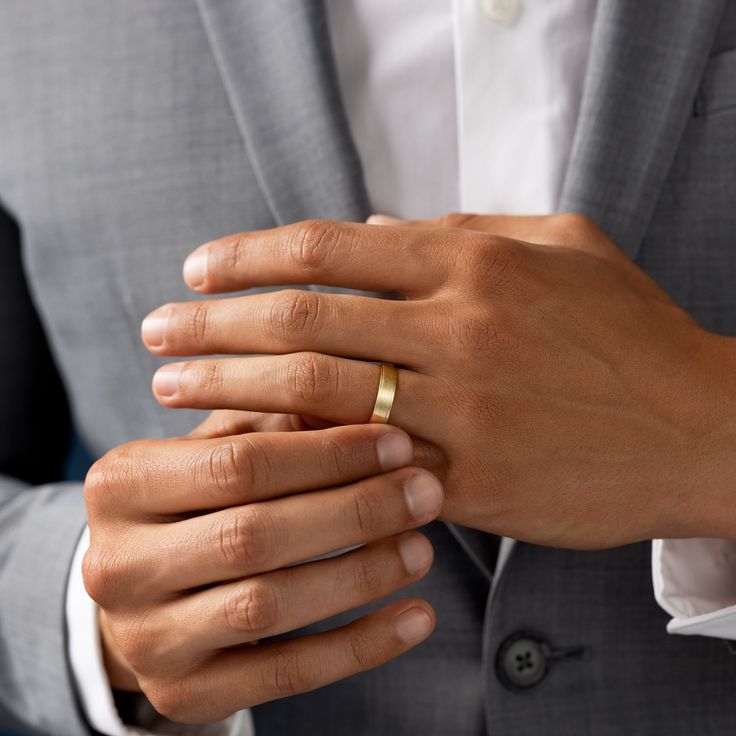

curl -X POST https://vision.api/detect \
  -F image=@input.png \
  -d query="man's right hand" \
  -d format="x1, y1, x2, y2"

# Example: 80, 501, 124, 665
82, 422, 442, 723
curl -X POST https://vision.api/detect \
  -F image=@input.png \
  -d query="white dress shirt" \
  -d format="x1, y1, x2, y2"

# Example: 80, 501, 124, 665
67, 1, 736, 733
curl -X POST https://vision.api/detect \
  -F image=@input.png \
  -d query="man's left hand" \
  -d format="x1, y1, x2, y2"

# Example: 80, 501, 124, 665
141, 214, 736, 549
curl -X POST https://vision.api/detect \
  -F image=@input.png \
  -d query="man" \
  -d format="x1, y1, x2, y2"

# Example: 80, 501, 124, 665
2, 1, 736, 735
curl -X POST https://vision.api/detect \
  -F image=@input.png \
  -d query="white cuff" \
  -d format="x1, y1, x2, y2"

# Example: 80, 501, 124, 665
652, 538, 736, 639
66, 526, 253, 736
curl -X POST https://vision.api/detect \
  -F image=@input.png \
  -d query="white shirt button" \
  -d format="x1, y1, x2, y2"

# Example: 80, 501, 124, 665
481, 0, 519, 24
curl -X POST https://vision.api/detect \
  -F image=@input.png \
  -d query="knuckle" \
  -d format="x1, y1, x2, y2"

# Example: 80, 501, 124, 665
184, 301, 211, 342
349, 487, 379, 537
440, 212, 474, 229
192, 361, 225, 397
317, 433, 355, 478
83, 461, 111, 509
268, 289, 323, 344
214, 513, 249, 567
201, 439, 250, 500
80, 548, 110, 605
83, 446, 136, 510
224, 580, 279, 635
353, 554, 384, 597
448, 309, 510, 353
553, 211, 593, 232
82, 546, 130, 608
265, 650, 318, 697
219, 236, 246, 275
214, 506, 274, 569
347, 630, 374, 670
114, 617, 159, 672
449, 379, 505, 428
463, 237, 522, 291
239, 436, 274, 492
548, 212, 600, 245
289, 219, 340, 272
146, 680, 206, 724
284, 352, 337, 405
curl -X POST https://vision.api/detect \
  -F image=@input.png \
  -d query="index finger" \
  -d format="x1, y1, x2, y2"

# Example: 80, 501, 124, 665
85, 424, 414, 519
182, 219, 456, 296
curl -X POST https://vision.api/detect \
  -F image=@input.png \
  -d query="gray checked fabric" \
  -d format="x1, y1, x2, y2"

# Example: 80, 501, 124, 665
1, 1, 736, 734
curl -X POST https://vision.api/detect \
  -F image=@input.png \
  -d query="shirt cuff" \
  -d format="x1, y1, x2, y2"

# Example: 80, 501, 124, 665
65, 526, 253, 736
652, 538, 736, 638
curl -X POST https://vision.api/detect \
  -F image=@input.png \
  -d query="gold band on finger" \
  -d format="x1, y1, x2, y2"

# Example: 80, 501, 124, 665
370, 363, 399, 424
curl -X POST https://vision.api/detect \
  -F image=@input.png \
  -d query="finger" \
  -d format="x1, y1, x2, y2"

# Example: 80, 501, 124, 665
425, 213, 605, 250
157, 599, 435, 722
154, 533, 433, 655
378, 212, 618, 255
377, 212, 546, 236
157, 467, 443, 589
182, 219, 456, 296
187, 411, 305, 440
141, 290, 428, 367
151, 354, 435, 440
86, 424, 415, 518
366, 214, 403, 226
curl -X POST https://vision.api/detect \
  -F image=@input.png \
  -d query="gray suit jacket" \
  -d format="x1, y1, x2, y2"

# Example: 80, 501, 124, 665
1, 1, 736, 734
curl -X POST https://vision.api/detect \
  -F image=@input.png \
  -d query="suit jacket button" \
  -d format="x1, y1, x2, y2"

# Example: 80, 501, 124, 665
496, 632, 549, 690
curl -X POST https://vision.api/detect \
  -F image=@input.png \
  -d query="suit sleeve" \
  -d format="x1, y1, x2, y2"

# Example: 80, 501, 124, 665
0, 201, 92, 735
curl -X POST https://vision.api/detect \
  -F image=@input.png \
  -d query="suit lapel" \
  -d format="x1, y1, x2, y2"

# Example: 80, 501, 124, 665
560, 0, 726, 258
195, 0, 370, 225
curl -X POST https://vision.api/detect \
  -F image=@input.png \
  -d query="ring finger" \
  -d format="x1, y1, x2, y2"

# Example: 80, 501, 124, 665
152, 353, 438, 439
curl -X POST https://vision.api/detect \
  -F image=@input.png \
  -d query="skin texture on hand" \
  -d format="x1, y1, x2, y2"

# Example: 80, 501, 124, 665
95, 410, 329, 693
82, 410, 442, 721
141, 213, 736, 549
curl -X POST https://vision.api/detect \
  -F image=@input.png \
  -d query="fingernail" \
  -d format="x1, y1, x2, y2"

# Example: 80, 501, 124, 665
403, 473, 443, 519
153, 363, 183, 397
376, 432, 413, 471
394, 607, 433, 644
141, 307, 170, 348
366, 214, 402, 226
398, 534, 433, 575
183, 248, 208, 289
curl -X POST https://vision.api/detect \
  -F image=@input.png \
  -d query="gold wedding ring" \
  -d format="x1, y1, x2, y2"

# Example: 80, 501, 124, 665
370, 363, 399, 424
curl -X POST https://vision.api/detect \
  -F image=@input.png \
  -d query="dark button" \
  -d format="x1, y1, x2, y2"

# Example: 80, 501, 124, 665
496, 632, 550, 690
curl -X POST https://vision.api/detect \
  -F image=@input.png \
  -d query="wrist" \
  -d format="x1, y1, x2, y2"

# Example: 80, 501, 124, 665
674, 331, 736, 541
